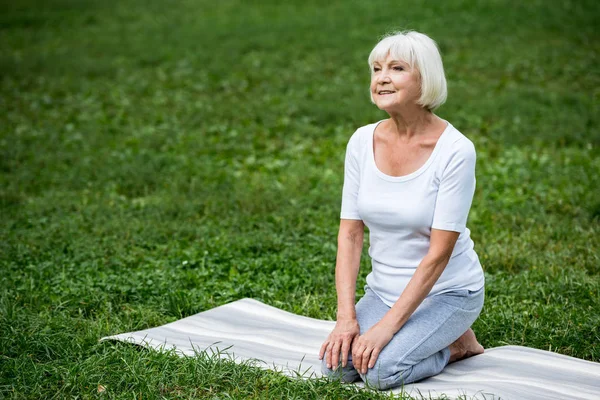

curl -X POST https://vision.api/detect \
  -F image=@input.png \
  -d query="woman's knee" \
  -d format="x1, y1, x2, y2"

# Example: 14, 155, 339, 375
320, 352, 360, 383
361, 361, 412, 390
320, 355, 335, 376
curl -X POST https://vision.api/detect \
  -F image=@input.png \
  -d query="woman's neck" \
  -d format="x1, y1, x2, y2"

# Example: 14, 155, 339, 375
384, 108, 441, 141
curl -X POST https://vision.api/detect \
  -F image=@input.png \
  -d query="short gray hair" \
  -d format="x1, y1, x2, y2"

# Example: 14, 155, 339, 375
368, 31, 447, 111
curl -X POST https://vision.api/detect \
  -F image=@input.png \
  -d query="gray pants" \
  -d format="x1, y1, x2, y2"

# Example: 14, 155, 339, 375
321, 285, 485, 390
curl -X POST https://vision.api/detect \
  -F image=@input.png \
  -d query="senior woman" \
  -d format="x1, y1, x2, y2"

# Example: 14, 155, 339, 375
318, 31, 485, 390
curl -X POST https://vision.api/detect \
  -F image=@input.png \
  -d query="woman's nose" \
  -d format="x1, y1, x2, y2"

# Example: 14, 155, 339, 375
377, 70, 391, 83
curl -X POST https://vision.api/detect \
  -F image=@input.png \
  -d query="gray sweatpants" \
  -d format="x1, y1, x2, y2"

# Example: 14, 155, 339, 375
321, 285, 485, 390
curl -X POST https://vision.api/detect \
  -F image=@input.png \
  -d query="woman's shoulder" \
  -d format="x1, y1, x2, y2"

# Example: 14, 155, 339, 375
347, 120, 382, 148
443, 123, 476, 159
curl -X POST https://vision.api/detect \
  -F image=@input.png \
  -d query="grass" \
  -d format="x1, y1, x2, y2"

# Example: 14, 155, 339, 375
1, 0, 599, 398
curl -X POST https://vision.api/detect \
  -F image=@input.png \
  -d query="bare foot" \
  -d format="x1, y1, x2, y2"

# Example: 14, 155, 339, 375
448, 328, 484, 363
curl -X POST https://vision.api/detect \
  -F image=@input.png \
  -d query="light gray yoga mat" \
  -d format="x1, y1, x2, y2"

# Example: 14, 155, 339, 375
100, 298, 600, 400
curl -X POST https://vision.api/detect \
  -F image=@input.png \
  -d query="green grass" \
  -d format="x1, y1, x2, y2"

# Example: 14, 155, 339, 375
1, 0, 599, 398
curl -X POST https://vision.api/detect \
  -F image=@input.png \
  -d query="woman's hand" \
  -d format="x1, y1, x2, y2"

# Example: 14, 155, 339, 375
351, 321, 395, 374
319, 318, 360, 370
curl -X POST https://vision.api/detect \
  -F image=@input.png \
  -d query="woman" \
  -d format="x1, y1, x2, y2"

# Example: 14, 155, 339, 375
318, 31, 486, 390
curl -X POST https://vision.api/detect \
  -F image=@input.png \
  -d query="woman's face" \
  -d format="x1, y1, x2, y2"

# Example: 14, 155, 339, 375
370, 53, 421, 112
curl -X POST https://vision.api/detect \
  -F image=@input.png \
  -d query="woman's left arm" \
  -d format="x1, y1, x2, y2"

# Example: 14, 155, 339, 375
351, 228, 459, 374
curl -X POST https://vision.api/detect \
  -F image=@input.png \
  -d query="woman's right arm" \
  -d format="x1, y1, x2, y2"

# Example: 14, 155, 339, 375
319, 218, 365, 370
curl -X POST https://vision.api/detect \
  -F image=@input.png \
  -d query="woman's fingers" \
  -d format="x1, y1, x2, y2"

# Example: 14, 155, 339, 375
325, 341, 333, 368
340, 339, 352, 367
330, 340, 342, 370
352, 343, 364, 372
360, 347, 372, 374
352, 341, 381, 374
318, 339, 328, 360
368, 347, 381, 369
320, 320, 361, 370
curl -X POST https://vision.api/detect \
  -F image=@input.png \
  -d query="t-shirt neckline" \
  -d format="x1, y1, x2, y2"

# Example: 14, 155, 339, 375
369, 119, 452, 182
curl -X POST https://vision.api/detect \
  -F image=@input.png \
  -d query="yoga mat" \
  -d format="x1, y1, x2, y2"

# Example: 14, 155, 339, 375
100, 298, 600, 400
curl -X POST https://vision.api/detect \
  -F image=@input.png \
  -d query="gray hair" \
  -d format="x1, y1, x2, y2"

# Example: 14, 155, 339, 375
368, 31, 448, 110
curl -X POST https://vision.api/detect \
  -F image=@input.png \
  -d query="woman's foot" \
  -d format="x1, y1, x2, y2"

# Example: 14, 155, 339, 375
448, 328, 484, 363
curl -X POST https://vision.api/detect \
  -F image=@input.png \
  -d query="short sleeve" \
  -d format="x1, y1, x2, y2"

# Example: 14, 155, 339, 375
340, 134, 362, 220
431, 139, 476, 233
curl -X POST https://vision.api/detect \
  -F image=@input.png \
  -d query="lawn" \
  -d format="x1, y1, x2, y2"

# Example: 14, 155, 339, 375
1, 0, 599, 398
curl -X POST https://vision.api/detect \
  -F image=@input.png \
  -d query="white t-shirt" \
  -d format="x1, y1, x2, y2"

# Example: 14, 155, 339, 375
341, 120, 485, 307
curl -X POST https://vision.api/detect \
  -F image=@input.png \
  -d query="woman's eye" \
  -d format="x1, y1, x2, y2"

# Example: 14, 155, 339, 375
393, 66, 404, 71
373, 67, 381, 72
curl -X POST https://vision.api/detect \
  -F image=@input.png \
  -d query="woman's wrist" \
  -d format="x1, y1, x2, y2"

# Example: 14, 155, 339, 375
336, 308, 357, 321
379, 313, 404, 333
335, 316, 359, 329
335, 288, 357, 321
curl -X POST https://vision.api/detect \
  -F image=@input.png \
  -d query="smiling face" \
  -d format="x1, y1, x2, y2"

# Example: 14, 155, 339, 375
370, 53, 422, 112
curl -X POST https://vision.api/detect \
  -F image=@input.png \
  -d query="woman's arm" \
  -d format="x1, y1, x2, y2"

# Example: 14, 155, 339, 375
378, 228, 459, 332
335, 219, 365, 320
351, 228, 459, 374
319, 218, 365, 370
